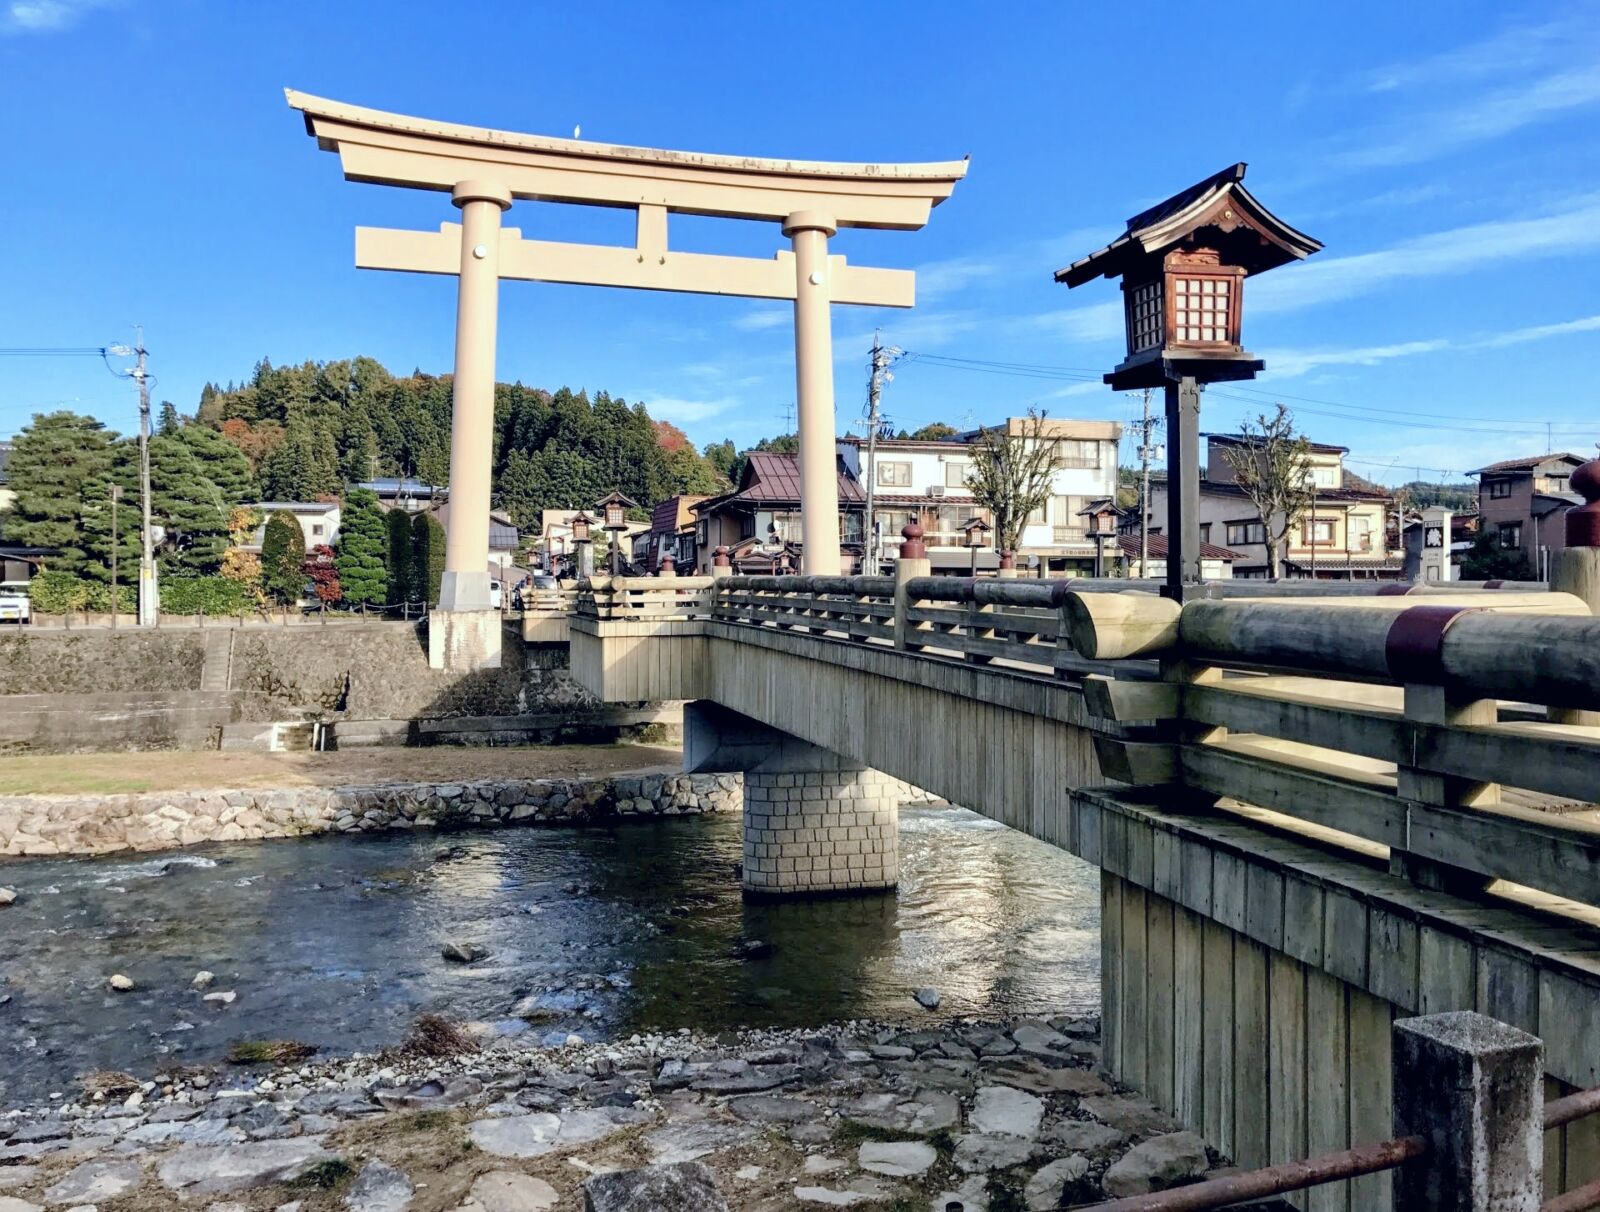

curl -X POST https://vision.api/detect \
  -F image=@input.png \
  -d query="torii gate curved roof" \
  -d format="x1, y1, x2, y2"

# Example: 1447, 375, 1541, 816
286, 90, 969, 230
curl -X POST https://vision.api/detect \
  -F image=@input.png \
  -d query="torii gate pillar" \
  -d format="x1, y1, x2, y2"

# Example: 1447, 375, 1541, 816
430, 180, 512, 671
786, 210, 841, 576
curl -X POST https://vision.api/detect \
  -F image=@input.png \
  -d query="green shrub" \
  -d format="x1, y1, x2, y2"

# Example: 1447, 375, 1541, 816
410, 511, 446, 606
160, 576, 251, 616
26, 570, 91, 613
85, 581, 137, 614
261, 511, 306, 602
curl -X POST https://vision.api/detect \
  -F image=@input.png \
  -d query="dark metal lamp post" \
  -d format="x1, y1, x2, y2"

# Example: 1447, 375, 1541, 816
595, 491, 638, 576
1056, 163, 1321, 600
963, 515, 992, 576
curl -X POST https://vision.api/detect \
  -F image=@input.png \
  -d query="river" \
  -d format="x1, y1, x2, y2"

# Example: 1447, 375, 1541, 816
0, 805, 1100, 1105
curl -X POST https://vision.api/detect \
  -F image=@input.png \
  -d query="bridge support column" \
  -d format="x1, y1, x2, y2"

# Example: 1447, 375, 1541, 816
685, 701, 917, 898
743, 764, 900, 897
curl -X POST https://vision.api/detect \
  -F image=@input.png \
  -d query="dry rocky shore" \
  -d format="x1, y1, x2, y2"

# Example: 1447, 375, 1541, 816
0, 1014, 1234, 1212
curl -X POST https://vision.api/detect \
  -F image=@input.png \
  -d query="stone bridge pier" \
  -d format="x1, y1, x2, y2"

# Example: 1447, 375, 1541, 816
686, 702, 912, 898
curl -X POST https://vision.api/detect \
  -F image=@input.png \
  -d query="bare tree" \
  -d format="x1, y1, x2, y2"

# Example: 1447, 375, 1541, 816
1221, 404, 1314, 579
965, 409, 1059, 562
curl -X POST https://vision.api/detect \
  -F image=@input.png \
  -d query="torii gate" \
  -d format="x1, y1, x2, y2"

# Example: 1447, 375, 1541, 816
286, 90, 967, 669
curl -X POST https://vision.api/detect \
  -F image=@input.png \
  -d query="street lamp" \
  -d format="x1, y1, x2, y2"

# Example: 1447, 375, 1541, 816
570, 510, 594, 578
595, 491, 638, 576
962, 515, 992, 577
1083, 501, 1118, 578
1056, 163, 1320, 599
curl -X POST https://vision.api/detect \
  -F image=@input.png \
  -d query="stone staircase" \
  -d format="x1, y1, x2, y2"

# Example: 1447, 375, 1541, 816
198, 630, 234, 692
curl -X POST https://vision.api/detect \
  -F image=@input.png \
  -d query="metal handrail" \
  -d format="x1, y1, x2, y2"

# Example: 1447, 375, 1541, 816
1078, 1136, 1425, 1211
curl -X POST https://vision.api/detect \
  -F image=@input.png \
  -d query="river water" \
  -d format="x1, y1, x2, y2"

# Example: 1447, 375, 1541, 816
0, 806, 1100, 1105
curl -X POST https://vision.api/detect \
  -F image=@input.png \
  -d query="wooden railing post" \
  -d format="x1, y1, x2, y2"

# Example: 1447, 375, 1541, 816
893, 525, 930, 652
1393, 1012, 1543, 1211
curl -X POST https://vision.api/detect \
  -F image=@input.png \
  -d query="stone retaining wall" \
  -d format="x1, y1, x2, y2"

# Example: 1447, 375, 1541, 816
0, 773, 741, 858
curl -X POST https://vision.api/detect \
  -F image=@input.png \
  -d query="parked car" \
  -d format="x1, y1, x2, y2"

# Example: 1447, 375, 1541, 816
489, 581, 502, 610
0, 582, 32, 624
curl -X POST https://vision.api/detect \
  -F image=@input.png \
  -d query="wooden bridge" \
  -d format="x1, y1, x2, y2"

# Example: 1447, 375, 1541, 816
565, 565, 1600, 1208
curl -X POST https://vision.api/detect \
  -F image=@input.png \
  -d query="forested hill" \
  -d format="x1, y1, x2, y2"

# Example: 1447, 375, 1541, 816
195, 356, 738, 526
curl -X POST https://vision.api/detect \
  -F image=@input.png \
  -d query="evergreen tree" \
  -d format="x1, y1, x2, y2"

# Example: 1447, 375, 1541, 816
2, 411, 115, 575
335, 489, 388, 606
260, 511, 306, 602
158, 401, 182, 434
386, 507, 413, 605
410, 511, 446, 607
498, 449, 541, 529
702, 439, 737, 481
150, 425, 256, 573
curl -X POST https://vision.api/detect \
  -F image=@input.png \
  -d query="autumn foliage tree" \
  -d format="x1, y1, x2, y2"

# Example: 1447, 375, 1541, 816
304, 544, 342, 605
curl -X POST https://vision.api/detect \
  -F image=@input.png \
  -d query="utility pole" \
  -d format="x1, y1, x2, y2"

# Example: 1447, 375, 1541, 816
109, 484, 121, 631
108, 329, 158, 625
863, 331, 902, 573
1131, 388, 1161, 580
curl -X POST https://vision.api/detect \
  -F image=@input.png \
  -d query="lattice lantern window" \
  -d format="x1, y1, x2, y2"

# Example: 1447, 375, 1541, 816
1172, 276, 1232, 343
1124, 278, 1164, 355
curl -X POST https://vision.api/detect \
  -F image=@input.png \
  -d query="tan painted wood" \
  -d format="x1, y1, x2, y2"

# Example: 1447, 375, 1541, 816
1063, 590, 1182, 659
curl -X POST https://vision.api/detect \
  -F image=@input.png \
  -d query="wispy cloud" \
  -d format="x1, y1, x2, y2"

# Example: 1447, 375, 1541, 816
1253, 195, 1600, 313
637, 395, 736, 424
1026, 300, 1122, 345
1261, 313, 1600, 380
2, 0, 115, 34
730, 306, 788, 333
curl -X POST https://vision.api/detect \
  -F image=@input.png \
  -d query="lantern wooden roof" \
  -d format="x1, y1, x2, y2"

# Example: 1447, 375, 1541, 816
595, 491, 640, 511
1054, 163, 1321, 288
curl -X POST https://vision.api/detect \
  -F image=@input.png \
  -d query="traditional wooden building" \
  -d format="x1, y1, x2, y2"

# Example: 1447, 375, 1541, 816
693, 452, 866, 573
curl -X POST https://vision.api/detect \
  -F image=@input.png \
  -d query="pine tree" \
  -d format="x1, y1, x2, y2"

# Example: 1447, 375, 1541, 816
158, 402, 182, 434
335, 488, 388, 606
260, 511, 306, 602
386, 507, 413, 605
2, 411, 115, 575
150, 425, 256, 574
410, 511, 446, 606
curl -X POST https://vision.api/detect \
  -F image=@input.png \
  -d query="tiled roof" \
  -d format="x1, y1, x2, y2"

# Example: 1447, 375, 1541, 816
733, 452, 866, 506
1467, 452, 1584, 475
1205, 433, 1349, 455
1116, 533, 1245, 562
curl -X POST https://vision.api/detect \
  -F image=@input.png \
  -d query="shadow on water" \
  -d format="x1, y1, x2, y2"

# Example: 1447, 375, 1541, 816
0, 806, 1099, 1103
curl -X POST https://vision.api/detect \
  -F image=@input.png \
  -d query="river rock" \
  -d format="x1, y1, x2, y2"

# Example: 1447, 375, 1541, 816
156, 1138, 338, 1194
0, 1199, 42, 1212
42, 1159, 144, 1204
953, 1133, 1039, 1173
930, 1175, 990, 1212
1047, 1120, 1125, 1153
0, 1168, 38, 1192
842, 1088, 959, 1135
689, 1062, 798, 1093
107, 974, 134, 992
1025, 1155, 1090, 1210
913, 987, 941, 1009
468, 1108, 645, 1159
1102, 1131, 1210, 1197
970, 1085, 1044, 1138
441, 942, 488, 964
343, 1160, 414, 1211
858, 1140, 936, 1177
456, 1170, 558, 1212
725, 1095, 821, 1124
192, 971, 215, 989
644, 1120, 755, 1164
1079, 1094, 1178, 1137
0, 888, 15, 906
583, 1161, 727, 1212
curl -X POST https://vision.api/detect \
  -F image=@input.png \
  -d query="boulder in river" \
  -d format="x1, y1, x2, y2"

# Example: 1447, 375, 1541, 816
108, 974, 135, 992
913, 987, 941, 1010
442, 941, 488, 964
0, 887, 16, 907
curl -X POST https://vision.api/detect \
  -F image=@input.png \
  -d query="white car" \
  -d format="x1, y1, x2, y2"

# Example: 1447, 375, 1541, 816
489, 581, 502, 610
0, 583, 31, 624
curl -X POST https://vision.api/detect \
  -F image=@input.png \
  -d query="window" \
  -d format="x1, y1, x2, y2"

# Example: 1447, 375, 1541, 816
1306, 465, 1340, 489
944, 460, 970, 488
1303, 518, 1335, 545
1054, 439, 1102, 470
1053, 495, 1087, 543
1498, 522, 1523, 549
1544, 474, 1570, 494
1199, 523, 1212, 543
1350, 516, 1373, 552
1226, 521, 1267, 546
877, 461, 912, 488
311, 524, 324, 537
1125, 279, 1163, 353
1487, 478, 1513, 499
1172, 276, 1231, 343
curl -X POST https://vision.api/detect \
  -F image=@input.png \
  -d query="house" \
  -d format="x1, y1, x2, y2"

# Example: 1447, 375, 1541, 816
429, 502, 520, 571
1144, 435, 1402, 579
248, 501, 342, 551
836, 416, 1123, 574
639, 495, 710, 572
1114, 532, 1241, 580
693, 452, 867, 573
538, 509, 650, 576
354, 478, 444, 513
1466, 453, 1586, 579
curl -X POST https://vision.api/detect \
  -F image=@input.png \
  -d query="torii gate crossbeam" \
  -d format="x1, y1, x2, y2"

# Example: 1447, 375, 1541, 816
287, 90, 966, 669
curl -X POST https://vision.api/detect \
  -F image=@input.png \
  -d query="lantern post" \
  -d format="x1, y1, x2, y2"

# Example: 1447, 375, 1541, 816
1057, 164, 1321, 601
570, 510, 594, 580
963, 515, 992, 577
595, 491, 637, 577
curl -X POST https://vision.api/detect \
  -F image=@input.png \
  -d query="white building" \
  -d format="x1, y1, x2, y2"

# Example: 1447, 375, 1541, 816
837, 417, 1123, 574
248, 501, 342, 551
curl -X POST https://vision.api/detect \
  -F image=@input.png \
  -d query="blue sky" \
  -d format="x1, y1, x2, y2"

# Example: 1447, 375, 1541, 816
1, 0, 1597, 485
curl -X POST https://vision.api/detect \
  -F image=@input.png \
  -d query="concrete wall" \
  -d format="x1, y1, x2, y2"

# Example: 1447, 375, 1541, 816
0, 622, 615, 753
0, 772, 739, 857
1072, 788, 1600, 1208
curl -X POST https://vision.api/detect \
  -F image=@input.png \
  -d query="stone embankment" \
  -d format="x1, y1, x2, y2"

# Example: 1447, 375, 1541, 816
0, 1014, 1228, 1211
0, 774, 740, 859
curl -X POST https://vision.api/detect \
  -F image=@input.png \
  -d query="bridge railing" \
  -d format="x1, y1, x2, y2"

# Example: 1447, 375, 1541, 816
1068, 588, 1600, 911
576, 575, 717, 622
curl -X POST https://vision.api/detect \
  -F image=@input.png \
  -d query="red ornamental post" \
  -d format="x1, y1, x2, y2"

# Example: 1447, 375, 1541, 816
899, 522, 927, 560
712, 546, 731, 568
658, 551, 676, 574
1568, 456, 1600, 548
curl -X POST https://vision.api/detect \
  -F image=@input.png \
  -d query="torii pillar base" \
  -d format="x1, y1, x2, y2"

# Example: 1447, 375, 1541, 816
428, 609, 503, 671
